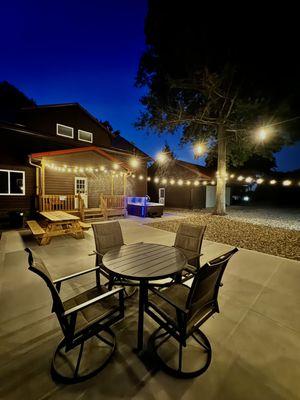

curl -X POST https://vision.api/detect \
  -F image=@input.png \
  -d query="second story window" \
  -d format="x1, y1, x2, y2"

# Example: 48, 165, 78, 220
56, 123, 74, 138
78, 129, 93, 143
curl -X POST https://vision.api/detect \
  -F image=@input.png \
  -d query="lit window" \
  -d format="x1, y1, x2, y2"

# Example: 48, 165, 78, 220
56, 123, 74, 138
0, 169, 25, 195
78, 129, 93, 143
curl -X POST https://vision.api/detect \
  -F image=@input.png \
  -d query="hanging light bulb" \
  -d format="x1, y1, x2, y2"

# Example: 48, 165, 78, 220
154, 177, 159, 183
270, 179, 277, 185
147, 177, 151, 181
170, 179, 175, 185
256, 178, 264, 184
186, 180, 191, 185
283, 179, 292, 186
162, 178, 167, 184
178, 179, 183, 186
194, 180, 200, 186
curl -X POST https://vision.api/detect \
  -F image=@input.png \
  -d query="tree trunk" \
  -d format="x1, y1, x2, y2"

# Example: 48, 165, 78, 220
213, 125, 227, 215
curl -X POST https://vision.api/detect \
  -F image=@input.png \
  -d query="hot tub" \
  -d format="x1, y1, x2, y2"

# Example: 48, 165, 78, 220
127, 197, 164, 218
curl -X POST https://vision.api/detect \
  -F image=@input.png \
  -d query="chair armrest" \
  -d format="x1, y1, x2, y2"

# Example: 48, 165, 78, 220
64, 287, 124, 316
148, 287, 188, 315
53, 266, 100, 284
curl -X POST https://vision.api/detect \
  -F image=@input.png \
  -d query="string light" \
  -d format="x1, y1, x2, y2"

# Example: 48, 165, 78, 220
270, 179, 277, 185
170, 179, 175, 185
245, 177, 253, 183
178, 179, 183, 186
194, 180, 200, 186
237, 175, 244, 181
139, 175, 144, 180
283, 179, 292, 186
162, 178, 167, 184
154, 177, 159, 183
186, 180, 191, 186
256, 178, 264, 184
147, 177, 151, 181
130, 157, 140, 168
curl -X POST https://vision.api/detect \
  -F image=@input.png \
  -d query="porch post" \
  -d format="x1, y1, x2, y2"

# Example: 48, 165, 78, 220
123, 173, 127, 196
111, 174, 114, 195
41, 159, 45, 196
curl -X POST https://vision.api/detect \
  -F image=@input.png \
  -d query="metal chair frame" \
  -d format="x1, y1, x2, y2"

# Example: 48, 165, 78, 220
25, 248, 125, 383
145, 248, 239, 378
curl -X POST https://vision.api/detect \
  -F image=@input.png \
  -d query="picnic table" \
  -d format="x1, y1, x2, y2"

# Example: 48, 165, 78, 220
27, 211, 90, 245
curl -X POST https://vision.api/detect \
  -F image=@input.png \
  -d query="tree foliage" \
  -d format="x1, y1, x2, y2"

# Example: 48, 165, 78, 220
135, 1, 300, 168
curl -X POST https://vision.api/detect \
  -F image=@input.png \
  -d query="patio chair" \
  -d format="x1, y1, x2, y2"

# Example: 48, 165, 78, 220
92, 221, 137, 298
174, 223, 206, 269
145, 247, 238, 378
25, 247, 124, 383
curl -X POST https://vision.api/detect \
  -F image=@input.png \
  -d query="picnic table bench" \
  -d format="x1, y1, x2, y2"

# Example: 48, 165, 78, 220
27, 211, 90, 245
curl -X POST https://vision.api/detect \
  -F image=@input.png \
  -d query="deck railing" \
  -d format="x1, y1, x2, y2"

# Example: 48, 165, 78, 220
39, 194, 81, 212
100, 194, 127, 209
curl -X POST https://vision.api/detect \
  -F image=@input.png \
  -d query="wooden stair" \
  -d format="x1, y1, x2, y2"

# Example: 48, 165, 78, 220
82, 208, 105, 222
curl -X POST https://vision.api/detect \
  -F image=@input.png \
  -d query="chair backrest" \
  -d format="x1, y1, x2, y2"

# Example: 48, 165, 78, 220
186, 248, 239, 323
25, 248, 67, 333
174, 223, 206, 255
92, 221, 124, 257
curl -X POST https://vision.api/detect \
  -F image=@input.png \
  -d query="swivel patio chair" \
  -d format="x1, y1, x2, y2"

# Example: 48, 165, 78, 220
145, 247, 238, 378
174, 223, 206, 269
92, 221, 137, 298
173, 223, 206, 282
25, 247, 124, 383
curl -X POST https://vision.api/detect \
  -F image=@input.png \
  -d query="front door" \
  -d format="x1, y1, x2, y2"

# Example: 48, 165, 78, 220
75, 177, 88, 208
158, 187, 165, 205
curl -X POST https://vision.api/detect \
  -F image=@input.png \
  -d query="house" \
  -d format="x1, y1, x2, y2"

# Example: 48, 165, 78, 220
148, 159, 231, 209
0, 103, 150, 224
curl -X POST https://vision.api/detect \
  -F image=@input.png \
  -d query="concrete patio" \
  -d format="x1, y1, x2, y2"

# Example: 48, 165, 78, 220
0, 216, 300, 399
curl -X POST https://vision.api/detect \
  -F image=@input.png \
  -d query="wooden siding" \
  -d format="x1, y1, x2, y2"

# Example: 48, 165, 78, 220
0, 164, 36, 214
18, 106, 112, 147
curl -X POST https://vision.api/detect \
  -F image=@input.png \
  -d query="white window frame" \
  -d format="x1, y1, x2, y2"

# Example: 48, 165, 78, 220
56, 123, 74, 138
0, 169, 25, 196
78, 129, 93, 143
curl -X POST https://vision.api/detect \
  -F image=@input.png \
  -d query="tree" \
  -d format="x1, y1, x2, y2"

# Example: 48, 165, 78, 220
135, 1, 299, 214
161, 141, 176, 159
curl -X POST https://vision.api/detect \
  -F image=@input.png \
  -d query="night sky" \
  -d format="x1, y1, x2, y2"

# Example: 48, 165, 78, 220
1, 0, 299, 171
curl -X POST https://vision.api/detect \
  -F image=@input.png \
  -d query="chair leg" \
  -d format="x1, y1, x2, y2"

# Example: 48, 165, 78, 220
148, 327, 212, 379
51, 327, 116, 384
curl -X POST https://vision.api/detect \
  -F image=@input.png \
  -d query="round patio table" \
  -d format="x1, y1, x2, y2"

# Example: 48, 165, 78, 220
102, 242, 187, 352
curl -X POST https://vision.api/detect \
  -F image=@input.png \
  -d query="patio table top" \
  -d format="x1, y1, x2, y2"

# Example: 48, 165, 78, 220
39, 211, 80, 222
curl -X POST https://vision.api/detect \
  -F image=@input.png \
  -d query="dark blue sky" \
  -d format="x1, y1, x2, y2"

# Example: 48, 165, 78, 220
0, 0, 299, 171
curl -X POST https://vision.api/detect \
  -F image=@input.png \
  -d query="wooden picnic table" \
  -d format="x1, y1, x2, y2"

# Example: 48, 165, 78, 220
27, 211, 86, 245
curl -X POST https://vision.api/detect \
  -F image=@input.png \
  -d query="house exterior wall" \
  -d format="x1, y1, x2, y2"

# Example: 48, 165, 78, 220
148, 183, 206, 209
18, 106, 112, 148
43, 151, 147, 208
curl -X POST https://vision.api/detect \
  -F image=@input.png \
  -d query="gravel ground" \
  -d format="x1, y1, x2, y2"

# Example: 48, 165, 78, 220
147, 208, 300, 261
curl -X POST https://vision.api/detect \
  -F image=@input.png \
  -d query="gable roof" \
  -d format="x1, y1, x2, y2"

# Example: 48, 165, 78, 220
149, 158, 212, 180
20, 103, 111, 134
111, 134, 151, 159
30, 146, 130, 170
